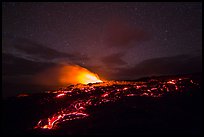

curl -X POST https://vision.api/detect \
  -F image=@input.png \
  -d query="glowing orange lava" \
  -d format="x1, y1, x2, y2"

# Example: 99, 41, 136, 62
17, 94, 29, 97
56, 93, 66, 98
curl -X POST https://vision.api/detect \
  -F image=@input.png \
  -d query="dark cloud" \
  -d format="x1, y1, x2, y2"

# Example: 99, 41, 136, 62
104, 18, 150, 48
2, 52, 64, 98
2, 53, 59, 98
2, 36, 89, 63
2, 53, 56, 76
109, 54, 202, 80
101, 52, 127, 67
2, 52, 61, 92
14, 38, 74, 59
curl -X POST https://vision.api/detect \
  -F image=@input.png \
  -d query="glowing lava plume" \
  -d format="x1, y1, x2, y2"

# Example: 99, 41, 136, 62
60, 65, 103, 85
34, 65, 103, 86
77, 72, 103, 84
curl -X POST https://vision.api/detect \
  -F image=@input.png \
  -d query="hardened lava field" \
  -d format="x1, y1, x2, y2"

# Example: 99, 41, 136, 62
2, 74, 202, 135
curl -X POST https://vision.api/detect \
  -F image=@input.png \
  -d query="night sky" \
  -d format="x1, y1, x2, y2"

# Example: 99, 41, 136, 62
2, 2, 202, 98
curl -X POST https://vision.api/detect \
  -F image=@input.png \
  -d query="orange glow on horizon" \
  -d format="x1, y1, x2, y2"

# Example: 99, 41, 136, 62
59, 65, 103, 85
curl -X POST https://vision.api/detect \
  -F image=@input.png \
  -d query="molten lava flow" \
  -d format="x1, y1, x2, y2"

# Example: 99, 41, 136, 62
34, 77, 200, 130
56, 93, 66, 98
17, 94, 29, 97
60, 65, 103, 85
